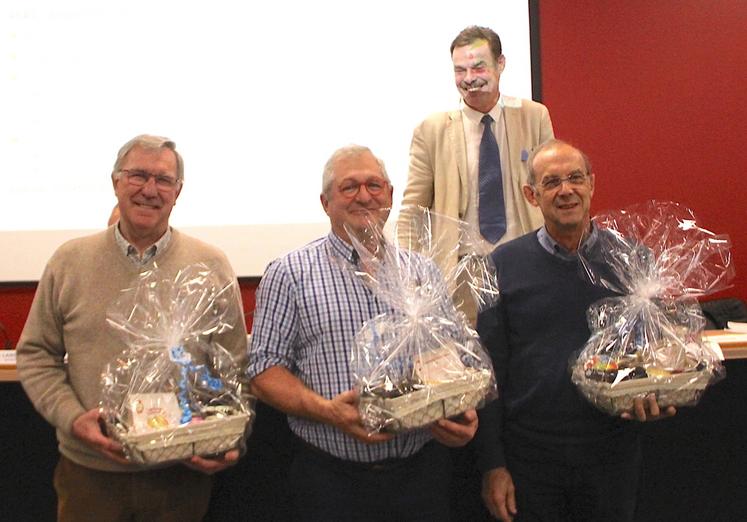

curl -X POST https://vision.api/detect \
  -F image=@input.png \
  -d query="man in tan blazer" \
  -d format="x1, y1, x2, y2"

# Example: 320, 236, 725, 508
398, 26, 554, 320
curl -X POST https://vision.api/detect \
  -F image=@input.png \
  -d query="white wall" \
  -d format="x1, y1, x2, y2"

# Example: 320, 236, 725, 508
0, 0, 532, 279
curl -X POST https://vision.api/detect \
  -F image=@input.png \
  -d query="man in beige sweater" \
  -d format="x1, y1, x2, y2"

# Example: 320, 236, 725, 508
17, 135, 248, 521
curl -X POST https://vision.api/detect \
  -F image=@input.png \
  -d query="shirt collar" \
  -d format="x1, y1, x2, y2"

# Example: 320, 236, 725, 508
114, 223, 172, 265
537, 222, 598, 261
461, 94, 504, 125
327, 231, 359, 265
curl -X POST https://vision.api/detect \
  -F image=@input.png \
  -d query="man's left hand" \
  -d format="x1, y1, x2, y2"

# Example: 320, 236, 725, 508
620, 394, 677, 422
183, 449, 240, 475
429, 409, 478, 447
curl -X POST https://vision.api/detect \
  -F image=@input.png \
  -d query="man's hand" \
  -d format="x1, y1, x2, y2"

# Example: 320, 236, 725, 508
184, 449, 240, 475
482, 467, 517, 522
326, 389, 393, 444
251, 368, 392, 443
71, 408, 129, 464
620, 393, 677, 421
429, 409, 478, 447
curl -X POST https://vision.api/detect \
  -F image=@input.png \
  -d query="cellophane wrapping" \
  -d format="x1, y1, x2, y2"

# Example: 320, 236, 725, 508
345, 207, 498, 433
572, 201, 734, 414
101, 263, 253, 464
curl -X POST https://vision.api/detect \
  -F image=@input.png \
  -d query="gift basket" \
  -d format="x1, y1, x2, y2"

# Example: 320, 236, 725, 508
345, 207, 498, 433
572, 201, 734, 415
102, 263, 252, 465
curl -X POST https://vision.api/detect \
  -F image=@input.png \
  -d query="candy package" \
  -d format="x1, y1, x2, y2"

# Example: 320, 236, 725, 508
345, 207, 497, 433
572, 201, 734, 414
101, 263, 252, 464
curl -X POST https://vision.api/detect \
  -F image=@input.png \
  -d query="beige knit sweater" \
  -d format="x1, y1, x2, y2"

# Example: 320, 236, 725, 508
17, 227, 248, 472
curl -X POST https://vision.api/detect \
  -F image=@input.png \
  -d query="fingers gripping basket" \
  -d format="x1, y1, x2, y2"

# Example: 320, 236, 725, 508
572, 365, 712, 415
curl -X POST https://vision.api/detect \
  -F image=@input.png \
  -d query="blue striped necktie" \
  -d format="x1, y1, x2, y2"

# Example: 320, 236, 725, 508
478, 114, 506, 243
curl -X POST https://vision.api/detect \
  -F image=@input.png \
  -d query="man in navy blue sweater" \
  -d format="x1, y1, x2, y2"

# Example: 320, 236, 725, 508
474, 140, 676, 521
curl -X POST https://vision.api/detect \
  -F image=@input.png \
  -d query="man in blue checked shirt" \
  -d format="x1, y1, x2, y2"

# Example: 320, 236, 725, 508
247, 144, 479, 522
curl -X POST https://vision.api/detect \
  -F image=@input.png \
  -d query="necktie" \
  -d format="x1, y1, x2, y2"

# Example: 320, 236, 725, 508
478, 114, 506, 243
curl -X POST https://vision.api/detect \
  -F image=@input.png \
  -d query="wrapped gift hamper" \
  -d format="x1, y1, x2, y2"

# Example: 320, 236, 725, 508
101, 263, 252, 464
572, 201, 734, 414
346, 207, 498, 433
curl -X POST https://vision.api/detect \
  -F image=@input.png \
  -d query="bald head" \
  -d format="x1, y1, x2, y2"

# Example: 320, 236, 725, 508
527, 139, 591, 188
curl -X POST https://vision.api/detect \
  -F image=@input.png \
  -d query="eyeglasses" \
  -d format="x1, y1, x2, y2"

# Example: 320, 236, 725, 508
538, 171, 588, 190
118, 169, 181, 190
338, 179, 389, 198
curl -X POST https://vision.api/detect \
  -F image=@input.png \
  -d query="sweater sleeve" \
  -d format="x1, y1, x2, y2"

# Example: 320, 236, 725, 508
16, 261, 86, 435
210, 253, 250, 378
473, 296, 511, 472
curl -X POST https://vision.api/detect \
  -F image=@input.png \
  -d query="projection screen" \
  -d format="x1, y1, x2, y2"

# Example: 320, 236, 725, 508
0, 0, 534, 280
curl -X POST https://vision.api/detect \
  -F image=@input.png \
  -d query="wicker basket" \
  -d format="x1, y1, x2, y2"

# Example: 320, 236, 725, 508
360, 368, 491, 432
574, 368, 712, 415
113, 411, 251, 465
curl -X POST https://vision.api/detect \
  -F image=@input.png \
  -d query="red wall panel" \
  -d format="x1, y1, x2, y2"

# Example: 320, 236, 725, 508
0, 286, 37, 348
539, 1, 747, 302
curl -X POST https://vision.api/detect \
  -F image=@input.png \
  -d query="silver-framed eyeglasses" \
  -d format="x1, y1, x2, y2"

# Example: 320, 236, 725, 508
539, 171, 588, 190
118, 169, 181, 190
338, 179, 389, 198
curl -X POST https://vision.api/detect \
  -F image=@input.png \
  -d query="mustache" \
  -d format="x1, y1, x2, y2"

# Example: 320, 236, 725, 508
460, 78, 488, 90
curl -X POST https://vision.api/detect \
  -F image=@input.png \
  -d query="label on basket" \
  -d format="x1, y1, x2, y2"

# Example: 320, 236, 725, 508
414, 346, 466, 384
126, 393, 182, 433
